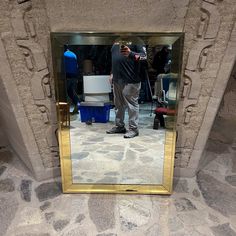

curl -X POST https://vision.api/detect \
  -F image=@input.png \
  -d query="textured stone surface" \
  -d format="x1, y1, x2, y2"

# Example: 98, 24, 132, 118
96, 234, 117, 236
0, 178, 15, 192
173, 179, 189, 193
192, 189, 201, 198
53, 219, 70, 231
211, 223, 236, 236
0, 166, 7, 176
20, 179, 32, 202
119, 200, 151, 232
168, 217, 184, 232
45, 0, 189, 32
17, 207, 43, 226
177, 211, 207, 226
61, 227, 87, 236
45, 212, 54, 223
0, 0, 235, 181
0, 196, 18, 236
72, 152, 89, 160
145, 224, 160, 236
120, 216, 138, 231
174, 198, 197, 212
232, 153, 236, 173
35, 182, 62, 202
225, 175, 236, 187
75, 214, 85, 223
88, 194, 116, 232
197, 171, 236, 216
1, 149, 236, 235
40, 201, 51, 211
16, 234, 50, 236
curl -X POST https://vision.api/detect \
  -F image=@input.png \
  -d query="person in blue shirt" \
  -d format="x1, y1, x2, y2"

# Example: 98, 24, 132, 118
63, 48, 79, 114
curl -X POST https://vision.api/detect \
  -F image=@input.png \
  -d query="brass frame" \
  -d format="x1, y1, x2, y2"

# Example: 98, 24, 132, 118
51, 32, 184, 194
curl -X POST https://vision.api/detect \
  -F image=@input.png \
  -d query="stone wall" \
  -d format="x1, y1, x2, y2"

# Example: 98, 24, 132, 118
0, 0, 60, 180
175, 0, 236, 176
0, 0, 235, 180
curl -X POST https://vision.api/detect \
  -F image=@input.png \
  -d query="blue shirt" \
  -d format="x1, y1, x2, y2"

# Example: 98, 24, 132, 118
63, 50, 78, 77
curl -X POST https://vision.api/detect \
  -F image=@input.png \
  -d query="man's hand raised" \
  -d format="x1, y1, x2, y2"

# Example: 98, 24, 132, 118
120, 45, 131, 57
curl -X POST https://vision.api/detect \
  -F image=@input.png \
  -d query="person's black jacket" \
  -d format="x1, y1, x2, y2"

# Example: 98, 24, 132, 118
111, 44, 147, 84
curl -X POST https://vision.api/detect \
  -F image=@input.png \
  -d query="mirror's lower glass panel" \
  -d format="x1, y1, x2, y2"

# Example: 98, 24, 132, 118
71, 104, 165, 185
51, 33, 183, 194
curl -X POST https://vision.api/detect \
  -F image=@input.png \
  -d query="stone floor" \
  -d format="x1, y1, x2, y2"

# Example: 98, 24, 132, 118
70, 104, 165, 184
1, 142, 236, 236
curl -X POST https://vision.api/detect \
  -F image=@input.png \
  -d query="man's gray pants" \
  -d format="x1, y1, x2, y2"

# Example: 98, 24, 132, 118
113, 81, 141, 131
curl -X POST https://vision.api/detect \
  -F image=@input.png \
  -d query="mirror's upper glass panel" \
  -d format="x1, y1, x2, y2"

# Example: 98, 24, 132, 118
51, 33, 183, 191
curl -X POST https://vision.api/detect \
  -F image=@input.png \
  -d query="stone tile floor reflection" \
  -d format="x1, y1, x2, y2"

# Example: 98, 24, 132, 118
1, 146, 236, 236
70, 104, 165, 184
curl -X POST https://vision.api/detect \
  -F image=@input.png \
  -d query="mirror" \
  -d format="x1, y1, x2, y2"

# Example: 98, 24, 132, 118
51, 32, 184, 194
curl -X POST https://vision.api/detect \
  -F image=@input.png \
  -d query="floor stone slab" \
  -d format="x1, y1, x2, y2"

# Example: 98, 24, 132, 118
88, 194, 116, 232
211, 223, 236, 236
0, 178, 15, 192
0, 195, 18, 236
35, 182, 62, 202
53, 219, 70, 232
197, 171, 236, 216
20, 179, 32, 202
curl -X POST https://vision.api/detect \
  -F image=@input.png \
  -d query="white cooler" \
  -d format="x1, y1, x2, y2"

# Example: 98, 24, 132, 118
83, 75, 111, 102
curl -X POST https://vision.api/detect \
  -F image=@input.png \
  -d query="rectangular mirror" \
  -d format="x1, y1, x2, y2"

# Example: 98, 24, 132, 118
51, 32, 184, 194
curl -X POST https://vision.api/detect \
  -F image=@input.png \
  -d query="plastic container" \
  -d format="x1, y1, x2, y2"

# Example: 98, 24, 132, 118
79, 104, 111, 123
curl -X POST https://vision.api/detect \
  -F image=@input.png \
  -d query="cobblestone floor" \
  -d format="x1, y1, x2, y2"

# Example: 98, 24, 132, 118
70, 104, 165, 184
0, 145, 236, 236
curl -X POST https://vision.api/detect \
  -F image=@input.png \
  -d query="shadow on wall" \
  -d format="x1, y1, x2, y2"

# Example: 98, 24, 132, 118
198, 61, 236, 171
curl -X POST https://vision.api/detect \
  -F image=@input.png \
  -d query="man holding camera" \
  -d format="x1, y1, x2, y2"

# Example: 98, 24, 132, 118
106, 42, 147, 138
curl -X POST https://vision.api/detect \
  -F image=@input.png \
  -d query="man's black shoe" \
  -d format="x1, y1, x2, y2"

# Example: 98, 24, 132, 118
124, 130, 139, 138
106, 126, 126, 134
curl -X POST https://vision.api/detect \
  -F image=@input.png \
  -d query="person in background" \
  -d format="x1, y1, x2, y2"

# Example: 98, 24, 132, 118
63, 48, 79, 114
152, 46, 169, 76
152, 46, 171, 100
106, 41, 147, 138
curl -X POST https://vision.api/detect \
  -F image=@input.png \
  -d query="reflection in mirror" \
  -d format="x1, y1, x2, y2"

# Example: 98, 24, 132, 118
51, 33, 183, 194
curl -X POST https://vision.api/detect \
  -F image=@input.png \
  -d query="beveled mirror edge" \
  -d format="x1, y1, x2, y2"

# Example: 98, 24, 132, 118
52, 31, 185, 195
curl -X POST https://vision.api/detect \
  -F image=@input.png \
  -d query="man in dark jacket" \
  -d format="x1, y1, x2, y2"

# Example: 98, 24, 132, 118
106, 42, 147, 138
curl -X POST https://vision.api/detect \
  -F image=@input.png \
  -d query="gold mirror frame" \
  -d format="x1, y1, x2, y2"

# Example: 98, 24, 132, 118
51, 32, 184, 194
